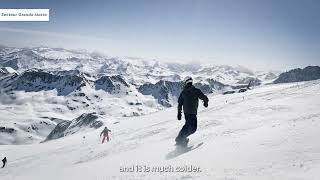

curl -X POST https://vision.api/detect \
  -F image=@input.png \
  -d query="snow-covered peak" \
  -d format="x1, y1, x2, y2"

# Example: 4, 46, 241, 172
32, 47, 93, 60
0, 46, 276, 86
234, 65, 254, 75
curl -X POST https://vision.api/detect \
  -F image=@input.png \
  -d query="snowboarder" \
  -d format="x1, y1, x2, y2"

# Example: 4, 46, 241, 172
176, 76, 209, 146
2, 157, 7, 168
100, 127, 111, 144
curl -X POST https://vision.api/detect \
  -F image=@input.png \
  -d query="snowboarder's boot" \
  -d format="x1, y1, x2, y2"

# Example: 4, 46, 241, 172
175, 138, 189, 147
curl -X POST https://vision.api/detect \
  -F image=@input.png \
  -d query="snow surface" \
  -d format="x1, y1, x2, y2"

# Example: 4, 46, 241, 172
0, 80, 319, 180
0, 86, 162, 144
0, 67, 17, 75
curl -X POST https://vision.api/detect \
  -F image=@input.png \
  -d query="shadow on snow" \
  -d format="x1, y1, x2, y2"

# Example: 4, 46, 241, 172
165, 142, 204, 160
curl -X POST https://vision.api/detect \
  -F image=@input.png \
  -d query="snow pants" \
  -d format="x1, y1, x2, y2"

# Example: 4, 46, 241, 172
175, 114, 197, 143
102, 133, 110, 144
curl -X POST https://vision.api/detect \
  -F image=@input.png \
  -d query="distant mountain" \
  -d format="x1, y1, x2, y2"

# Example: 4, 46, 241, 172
194, 78, 227, 94
138, 80, 183, 107
237, 77, 261, 86
0, 46, 275, 86
10, 69, 86, 95
194, 65, 266, 85
274, 66, 320, 84
95, 75, 130, 93
138, 78, 229, 107
0, 66, 162, 117
256, 71, 278, 82
235, 65, 254, 75
44, 113, 103, 142
0, 45, 282, 145
0, 45, 279, 110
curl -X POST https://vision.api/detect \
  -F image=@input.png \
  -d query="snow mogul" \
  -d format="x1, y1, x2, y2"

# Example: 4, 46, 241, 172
175, 76, 209, 146
100, 127, 111, 144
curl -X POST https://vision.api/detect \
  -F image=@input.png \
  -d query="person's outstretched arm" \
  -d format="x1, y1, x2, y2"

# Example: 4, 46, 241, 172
197, 89, 209, 107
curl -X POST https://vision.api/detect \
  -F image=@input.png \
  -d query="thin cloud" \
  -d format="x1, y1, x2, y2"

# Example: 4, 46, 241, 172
0, 27, 106, 41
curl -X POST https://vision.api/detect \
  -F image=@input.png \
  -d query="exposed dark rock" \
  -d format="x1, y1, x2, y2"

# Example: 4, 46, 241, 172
138, 79, 227, 107
45, 121, 71, 141
274, 66, 320, 84
138, 80, 182, 107
10, 69, 86, 95
0, 127, 15, 133
95, 75, 129, 93
195, 79, 227, 94
237, 77, 261, 86
194, 83, 213, 94
44, 112, 104, 142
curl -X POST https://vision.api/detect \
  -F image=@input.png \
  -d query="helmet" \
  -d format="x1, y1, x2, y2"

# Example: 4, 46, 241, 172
183, 76, 193, 84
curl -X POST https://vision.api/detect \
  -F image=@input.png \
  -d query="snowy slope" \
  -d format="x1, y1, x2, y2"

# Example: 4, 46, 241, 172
0, 80, 319, 180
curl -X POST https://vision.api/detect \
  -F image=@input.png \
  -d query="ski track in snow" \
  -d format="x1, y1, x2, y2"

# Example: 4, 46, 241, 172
0, 80, 320, 180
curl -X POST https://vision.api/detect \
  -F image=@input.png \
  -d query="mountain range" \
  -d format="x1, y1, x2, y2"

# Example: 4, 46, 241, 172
2, 45, 319, 145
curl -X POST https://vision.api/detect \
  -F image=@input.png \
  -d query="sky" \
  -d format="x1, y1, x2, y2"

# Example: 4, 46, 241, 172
0, 0, 319, 71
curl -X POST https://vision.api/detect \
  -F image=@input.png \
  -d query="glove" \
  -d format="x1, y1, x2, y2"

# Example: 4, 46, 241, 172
177, 113, 182, 120
204, 101, 208, 108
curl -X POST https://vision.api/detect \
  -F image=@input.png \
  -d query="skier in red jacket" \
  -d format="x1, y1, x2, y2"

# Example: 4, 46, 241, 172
100, 127, 111, 144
